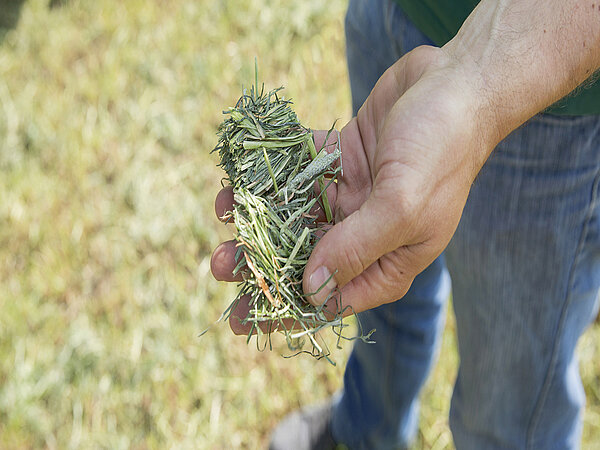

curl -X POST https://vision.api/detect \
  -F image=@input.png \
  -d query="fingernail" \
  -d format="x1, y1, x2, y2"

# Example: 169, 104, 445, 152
308, 266, 337, 305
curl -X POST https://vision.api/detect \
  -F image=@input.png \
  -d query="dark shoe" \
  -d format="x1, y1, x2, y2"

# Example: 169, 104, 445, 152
269, 402, 338, 450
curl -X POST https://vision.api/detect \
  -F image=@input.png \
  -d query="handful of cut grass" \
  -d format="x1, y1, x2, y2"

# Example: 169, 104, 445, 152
213, 72, 372, 363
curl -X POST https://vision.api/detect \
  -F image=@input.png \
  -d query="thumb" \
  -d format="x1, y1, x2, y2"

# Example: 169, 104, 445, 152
303, 195, 400, 306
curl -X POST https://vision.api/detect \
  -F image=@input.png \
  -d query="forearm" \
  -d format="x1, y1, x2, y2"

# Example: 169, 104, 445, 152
443, 0, 600, 150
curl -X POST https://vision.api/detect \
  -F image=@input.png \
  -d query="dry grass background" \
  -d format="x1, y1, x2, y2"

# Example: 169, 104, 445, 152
0, 0, 597, 448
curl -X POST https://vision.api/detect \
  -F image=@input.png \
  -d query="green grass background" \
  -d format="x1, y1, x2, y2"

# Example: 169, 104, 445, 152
0, 0, 598, 448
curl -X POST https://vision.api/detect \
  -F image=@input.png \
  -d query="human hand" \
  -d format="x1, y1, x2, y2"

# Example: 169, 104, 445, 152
213, 0, 600, 333
300, 45, 498, 311
211, 45, 498, 332
304, 0, 600, 311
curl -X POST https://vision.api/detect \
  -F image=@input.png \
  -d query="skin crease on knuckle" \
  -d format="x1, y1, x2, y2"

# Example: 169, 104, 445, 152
343, 258, 412, 311
336, 225, 370, 284
376, 252, 414, 301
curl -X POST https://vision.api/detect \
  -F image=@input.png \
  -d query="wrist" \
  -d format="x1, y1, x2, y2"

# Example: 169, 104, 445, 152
442, 0, 600, 144
418, 48, 502, 177
438, 46, 510, 159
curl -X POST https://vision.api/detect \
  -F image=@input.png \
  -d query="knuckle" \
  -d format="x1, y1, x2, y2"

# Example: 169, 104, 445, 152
377, 252, 414, 299
375, 163, 424, 226
340, 239, 369, 282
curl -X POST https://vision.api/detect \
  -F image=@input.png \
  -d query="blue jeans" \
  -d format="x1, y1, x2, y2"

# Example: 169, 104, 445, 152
331, 1, 600, 449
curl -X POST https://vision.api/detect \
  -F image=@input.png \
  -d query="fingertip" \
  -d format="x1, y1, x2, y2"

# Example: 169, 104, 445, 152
227, 297, 275, 335
215, 186, 235, 221
227, 296, 299, 335
210, 240, 243, 282
304, 265, 338, 306
228, 295, 252, 335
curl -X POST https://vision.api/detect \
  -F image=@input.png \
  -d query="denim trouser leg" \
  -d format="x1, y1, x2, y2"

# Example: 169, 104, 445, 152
447, 115, 600, 449
331, 257, 450, 449
333, 1, 600, 449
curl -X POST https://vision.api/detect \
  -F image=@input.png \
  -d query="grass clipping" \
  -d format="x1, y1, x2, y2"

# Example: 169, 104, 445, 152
213, 79, 373, 363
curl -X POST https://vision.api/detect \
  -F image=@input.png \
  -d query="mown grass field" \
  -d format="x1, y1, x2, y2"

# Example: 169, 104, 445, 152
0, 0, 598, 448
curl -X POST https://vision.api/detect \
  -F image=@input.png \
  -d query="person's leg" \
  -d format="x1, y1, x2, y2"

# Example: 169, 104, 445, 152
331, 258, 450, 448
446, 113, 600, 449
330, 1, 449, 448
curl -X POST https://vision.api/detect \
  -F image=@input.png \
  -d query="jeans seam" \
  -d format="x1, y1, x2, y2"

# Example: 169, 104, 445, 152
383, 0, 395, 56
357, 311, 396, 449
525, 171, 600, 449
384, 0, 404, 61
372, 319, 395, 448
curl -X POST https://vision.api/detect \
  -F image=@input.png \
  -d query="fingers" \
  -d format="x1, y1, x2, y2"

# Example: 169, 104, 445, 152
302, 194, 406, 307
228, 296, 290, 335
333, 245, 425, 313
215, 186, 235, 221
305, 237, 427, 313
228, 293, 347, 335
210, 240, 244, 282
228, 296, 254, 335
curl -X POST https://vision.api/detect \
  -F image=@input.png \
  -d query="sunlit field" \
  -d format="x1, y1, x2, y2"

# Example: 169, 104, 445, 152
0, 1, 598, 448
